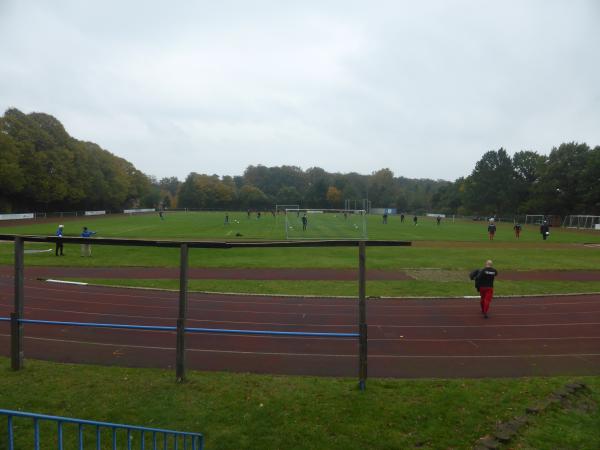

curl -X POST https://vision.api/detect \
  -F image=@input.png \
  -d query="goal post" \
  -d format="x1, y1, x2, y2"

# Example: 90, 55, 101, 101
524, 214, 546, 225
275, 204, 299, 224
275, 204, 299, 214
284, 208, 368, 240
562, 215, 600, 230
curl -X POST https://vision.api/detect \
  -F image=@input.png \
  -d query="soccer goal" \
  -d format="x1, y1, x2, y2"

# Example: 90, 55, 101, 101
285, 209, 368, 240
562, 215, 600, 230
275, 204, 299, 214
275, 204, 299, 224
524, 214, 546, 225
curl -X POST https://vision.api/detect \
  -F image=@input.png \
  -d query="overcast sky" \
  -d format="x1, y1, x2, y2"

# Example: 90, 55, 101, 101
1, 1, 599, 181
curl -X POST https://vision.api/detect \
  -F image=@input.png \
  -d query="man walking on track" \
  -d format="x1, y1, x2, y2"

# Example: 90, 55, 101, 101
477, 260, 498, 319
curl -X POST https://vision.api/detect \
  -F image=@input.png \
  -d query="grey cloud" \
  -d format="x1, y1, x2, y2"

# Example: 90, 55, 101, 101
1, 0, 599, 180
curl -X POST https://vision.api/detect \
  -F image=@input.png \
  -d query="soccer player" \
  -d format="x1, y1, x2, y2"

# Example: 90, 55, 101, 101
436, 216, 442, 226
540, 220, 550, 240
476, 260, 498, 319
55, 224, 64, 256
487, 221, 496, 240
224, 213, 229, 225
80, 226, 97, 257
302, 214, 308, 231
513, 222, 522, 239
400, 213, 405, 223
382, 212, 388, 224
413, 215, 418, 226
158, 210, 164, 220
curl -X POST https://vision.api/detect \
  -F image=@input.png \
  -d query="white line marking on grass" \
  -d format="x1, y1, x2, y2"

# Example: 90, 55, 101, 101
46, 279, 88, 286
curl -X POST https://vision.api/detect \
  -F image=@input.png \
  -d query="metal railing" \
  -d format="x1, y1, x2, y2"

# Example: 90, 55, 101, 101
0, 409, 203, 450
0, 234, 410, 390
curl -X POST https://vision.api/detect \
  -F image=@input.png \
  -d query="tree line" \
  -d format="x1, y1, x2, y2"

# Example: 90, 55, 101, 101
431, 145, 600, 217
1, 109, 598, 217
0, 108, 154, 212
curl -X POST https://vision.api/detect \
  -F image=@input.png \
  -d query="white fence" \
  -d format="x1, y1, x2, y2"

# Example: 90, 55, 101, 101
0, 213, 34, 221
123, 208, 156, 214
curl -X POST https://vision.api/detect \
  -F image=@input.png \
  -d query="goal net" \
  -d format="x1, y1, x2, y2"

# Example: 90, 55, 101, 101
275, 204, 299, 224
524, 214, 546, 225
275, 204, 299, 214
285, 209, 368, 240
562, 215, 600, 230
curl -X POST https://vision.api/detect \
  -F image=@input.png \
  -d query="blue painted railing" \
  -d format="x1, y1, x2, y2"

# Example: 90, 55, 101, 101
0, 317, 359, 338
0, 409, 204, 449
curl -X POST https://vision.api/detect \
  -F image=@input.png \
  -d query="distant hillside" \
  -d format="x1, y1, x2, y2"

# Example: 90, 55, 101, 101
0, 108, 154, 212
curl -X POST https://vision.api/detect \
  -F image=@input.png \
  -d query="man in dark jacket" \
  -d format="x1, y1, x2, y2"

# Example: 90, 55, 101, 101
55, 225, 64, 256
540, 221, 550, 240
477, 260, 498, 319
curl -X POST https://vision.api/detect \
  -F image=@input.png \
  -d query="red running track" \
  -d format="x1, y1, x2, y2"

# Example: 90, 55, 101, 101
1, 277, 600, 378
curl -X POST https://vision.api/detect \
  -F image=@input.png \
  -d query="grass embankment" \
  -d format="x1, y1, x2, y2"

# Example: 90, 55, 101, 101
1, 358, 598, 449
74, 278, 600, 297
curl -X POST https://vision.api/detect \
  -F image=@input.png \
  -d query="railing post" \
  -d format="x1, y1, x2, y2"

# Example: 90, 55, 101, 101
176, 243, 189, 382
11, 237, 24, 370
358, 241, 367, 391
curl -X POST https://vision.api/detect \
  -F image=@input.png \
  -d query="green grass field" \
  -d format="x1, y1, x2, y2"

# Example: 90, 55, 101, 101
1, 215, 599, 448
1, 212, 599, 296
1, 211, 599, 243
1, 358, 598, 450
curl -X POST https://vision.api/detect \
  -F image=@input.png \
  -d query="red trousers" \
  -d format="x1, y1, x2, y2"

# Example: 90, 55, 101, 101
479, 287, 494, 313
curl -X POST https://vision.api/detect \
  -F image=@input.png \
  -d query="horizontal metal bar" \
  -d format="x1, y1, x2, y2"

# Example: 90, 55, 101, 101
0, 234, 410, 248
7, 318, 358, 338
0, 317, 9, 322
0, 410, 202, 438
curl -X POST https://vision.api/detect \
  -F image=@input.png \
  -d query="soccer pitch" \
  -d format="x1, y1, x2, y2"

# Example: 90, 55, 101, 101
1, 210, 598, 243
1, 210, 599, 296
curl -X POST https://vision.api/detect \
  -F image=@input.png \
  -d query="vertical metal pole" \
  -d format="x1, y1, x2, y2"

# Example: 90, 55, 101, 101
358, 241, 367, 391
11, 237, 24, 370
176, 243, 189, 382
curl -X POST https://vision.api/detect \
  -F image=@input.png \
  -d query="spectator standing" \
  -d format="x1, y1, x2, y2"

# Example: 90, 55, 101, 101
80, 226, 97, 257
55, 225, 64, 256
